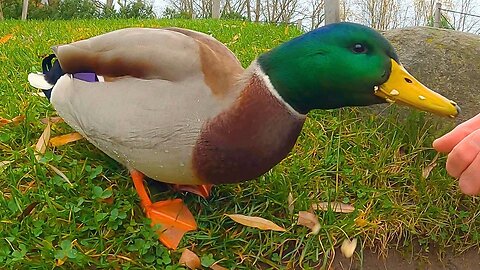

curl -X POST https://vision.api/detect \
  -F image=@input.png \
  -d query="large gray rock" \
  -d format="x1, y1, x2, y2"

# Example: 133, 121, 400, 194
382, 27, 480, 122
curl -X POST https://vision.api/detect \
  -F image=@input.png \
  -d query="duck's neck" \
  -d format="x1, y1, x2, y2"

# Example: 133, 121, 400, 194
251, 61, 306, 117
257, 42, 320, 114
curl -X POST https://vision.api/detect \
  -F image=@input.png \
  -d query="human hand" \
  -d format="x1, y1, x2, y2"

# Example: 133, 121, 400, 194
433, 113, 480, 195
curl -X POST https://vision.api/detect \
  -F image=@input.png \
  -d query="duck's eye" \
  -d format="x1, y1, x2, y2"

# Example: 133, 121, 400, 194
352, 43, 367, 54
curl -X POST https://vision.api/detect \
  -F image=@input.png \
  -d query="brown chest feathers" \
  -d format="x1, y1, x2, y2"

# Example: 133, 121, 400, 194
192, 74, 306, 184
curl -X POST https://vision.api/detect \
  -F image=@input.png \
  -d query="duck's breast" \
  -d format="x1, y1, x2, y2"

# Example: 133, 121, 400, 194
191, 71, 307, 184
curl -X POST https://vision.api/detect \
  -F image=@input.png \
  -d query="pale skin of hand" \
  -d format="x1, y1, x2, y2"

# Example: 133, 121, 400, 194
433, 113, 480, 196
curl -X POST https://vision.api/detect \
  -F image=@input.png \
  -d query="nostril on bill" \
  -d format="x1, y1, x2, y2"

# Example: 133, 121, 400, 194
404, 78, 413, 83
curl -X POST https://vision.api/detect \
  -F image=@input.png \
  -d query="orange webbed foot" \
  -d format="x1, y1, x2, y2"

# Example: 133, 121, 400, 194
131, 170, 197, 249
146, 199, 196, 249
173, 184, 213, 199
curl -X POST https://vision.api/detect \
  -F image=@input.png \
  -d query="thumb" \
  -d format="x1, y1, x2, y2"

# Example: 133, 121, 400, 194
433, 113, 480, 153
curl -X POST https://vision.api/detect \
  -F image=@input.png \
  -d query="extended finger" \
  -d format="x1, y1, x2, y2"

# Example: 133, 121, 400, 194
433, 113, 480, 153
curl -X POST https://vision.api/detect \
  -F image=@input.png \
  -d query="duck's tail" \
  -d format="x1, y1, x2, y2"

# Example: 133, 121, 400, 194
28, 54, 65, 100
28, 54, 103, 101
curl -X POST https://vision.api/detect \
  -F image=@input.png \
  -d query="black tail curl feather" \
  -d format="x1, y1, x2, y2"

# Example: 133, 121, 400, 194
41, 54, 65, 100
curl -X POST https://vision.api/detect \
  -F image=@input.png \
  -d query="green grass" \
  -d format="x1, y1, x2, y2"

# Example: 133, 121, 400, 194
0, 19, 479, 269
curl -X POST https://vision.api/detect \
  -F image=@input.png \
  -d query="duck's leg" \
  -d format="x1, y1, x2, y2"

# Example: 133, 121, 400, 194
130, 170, 197, 249
173, 184, 213, 199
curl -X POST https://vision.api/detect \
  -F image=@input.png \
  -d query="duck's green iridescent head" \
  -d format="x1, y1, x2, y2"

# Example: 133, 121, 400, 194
258, 22, 460, 117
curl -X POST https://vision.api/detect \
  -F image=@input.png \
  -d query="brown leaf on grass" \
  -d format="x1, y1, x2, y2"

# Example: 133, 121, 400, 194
101, 186, 114, 205
0, 34, 13, 45
422, 153, 439, 179
340, 238, 357, 258
287, 192, 294, 215
102, 196, 114, 205
0, 117, 12, 127
40, 116, 64, 124
40, 116, 64, 125
0, 115, 25, 128
179, 249, 201, 269
210, 263, 228, 270
226, 214, 286, 232
47, 164, 73, 187
35, 122, 51, 161
11, 115, 25, 125
297, 211, 321, 235
49, 132, 83, 147
313, 202, 355, 213
56, 258, 66, 267
17, 202, 39, 222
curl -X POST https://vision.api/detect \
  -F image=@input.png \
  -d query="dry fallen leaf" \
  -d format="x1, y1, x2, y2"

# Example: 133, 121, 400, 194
210, 263, 228, 270
40, 116, 64, 124
297, 211, 321, 235
56, 258, 66, 267
35, 123, 51, 154
17, 202, 39, 222
340, 238, 357, 258
287, 192, 294, 215
0, 34, 13, 45
0, 117, 11, 127
179, 249, 201, 269
422, 153, 439, 179
11, 115, 25, 125
0, 115, 25, 128
313, 202, 355, 213
101, 186, 114, 205
49, 132, 83, 147
35, 122, 51, 161
226, 214, 286, 232
47, 164, 73, 187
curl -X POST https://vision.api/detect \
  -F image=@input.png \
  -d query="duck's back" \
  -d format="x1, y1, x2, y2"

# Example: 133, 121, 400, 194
50, 28, 244, 184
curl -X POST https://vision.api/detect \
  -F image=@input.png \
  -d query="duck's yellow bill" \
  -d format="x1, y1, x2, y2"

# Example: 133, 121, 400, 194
374, 59, 460, 118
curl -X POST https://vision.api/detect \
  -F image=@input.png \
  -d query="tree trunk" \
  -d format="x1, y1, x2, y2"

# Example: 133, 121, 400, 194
255, 0, 260, 22
325, 0, 340, 24
212, 0, 220, 18
246, 0, 251, 21
106, 0, 114, 8
21, 0, 28, 20
0, 0, 4, 21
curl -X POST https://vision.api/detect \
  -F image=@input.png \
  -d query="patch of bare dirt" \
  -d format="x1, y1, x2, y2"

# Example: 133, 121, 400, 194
332, 247, 480, 270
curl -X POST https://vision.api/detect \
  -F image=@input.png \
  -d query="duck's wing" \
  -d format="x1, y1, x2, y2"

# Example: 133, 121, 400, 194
48, 28, 244, 184
53, 27, 244, 95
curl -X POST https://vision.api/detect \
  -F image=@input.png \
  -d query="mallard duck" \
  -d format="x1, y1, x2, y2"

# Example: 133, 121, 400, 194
28, 22, 460, 249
